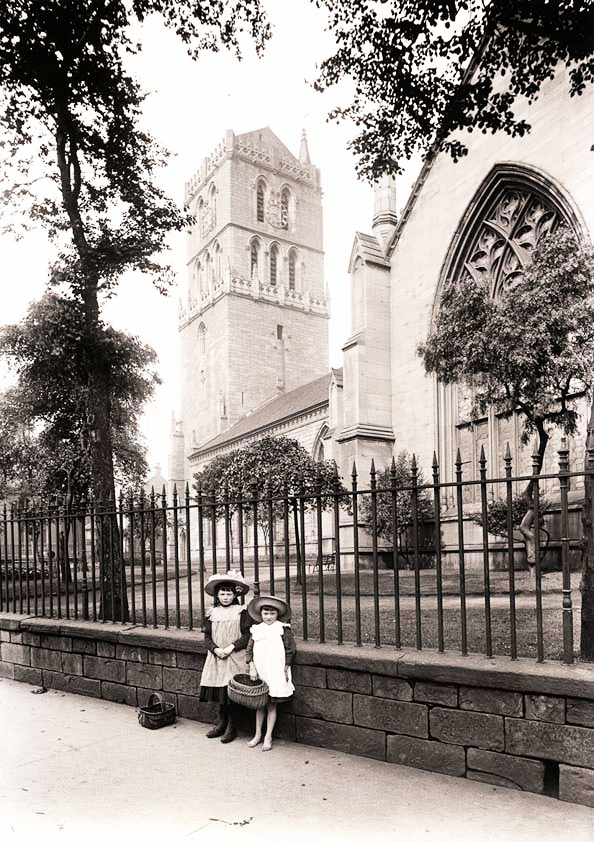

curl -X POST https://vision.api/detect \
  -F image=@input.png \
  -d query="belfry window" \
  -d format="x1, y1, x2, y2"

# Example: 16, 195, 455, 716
270, 244, 278, 285
250, 240, 260, 277
281, 188, 289, 229
288, 250, 296, 290
257, 182, 265, 223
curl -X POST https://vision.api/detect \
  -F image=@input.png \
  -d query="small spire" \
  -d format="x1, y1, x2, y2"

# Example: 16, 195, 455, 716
299, 128, 311, 165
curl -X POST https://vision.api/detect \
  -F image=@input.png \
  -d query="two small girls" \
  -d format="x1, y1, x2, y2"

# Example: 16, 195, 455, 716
199, 571, 252, 743
246, 594, 295, 751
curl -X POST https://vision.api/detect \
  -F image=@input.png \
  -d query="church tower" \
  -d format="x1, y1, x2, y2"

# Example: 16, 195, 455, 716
177, 127, 329, 480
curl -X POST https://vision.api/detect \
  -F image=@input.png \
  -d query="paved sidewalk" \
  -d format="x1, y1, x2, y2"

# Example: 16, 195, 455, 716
1, 678, 593, 842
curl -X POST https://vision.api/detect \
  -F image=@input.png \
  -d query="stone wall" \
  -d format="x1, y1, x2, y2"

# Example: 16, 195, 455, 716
1, 613, 593, 808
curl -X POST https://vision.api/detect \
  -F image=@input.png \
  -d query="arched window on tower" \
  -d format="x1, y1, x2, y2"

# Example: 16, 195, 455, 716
257, 181, 265, 223
288, 249, 297, 290
197, 197, 204, 237
213, 242, 222, 284
209, 184, 217, 228
281, 188, 290, 229
270, 244, 279, 286
198, 322, 206, 356
197, 259, 204, 299
204, 252, 212, 292
250, 240, 260, 279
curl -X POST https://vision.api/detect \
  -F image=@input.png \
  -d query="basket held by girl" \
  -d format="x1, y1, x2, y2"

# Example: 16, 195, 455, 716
199, 571, 251, 744
245, 595, 296, 752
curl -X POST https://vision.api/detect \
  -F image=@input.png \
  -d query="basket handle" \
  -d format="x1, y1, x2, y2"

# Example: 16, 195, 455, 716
147, 692, 163, 709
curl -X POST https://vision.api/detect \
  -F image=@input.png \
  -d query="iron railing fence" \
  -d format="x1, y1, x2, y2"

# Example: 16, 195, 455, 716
0, 443, 590, 665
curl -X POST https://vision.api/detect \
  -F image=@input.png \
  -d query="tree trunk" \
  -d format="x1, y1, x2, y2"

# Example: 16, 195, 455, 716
519, 423, 549, 575
580, 410, 594, 661
293, 503, 302, 587
55, 115, 128, 621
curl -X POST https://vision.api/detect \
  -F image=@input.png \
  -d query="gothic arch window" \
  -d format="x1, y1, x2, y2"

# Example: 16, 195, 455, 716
280, 187, 290, 230
269, 243, 279, 286
250, 238, 261, 278
197, 259, 205, 299
213, 241, 222, 283
313, 424, 329, 462
198, 322, 206, 356
288, 248, 298, 290
190, 260, 199, 307
204, 252, 212, 292
435, 164, 580, 494
209, 184, 217, 228
197, 197, 204, 237
256, 180, 266, 223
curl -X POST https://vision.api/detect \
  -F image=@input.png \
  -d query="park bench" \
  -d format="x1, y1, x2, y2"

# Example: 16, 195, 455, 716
307, 553, 336, 574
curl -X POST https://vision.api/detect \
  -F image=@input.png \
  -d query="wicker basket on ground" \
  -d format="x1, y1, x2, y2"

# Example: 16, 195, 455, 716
227, 673, 270, 709
137, 692, 176, 729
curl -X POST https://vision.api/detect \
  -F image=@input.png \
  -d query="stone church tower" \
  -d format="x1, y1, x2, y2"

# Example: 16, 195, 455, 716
174, 127, 329, 484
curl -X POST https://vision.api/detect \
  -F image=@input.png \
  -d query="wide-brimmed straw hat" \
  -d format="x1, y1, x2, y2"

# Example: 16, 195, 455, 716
205, 570, 250, 597
248, 594, 291, 623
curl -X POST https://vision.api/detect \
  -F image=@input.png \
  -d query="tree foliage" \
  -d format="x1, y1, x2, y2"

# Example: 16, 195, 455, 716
418, 227, 594, 469
0, 291, 158, 500
0, 0, 269, 507
314, 0, 594, 179
359, 452, 433, 546
194, 435, 346, 513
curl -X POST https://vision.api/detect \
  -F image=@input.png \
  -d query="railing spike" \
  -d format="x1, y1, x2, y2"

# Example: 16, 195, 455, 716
504, 441, 512, 460
432, 451, 438, 467
351, 461, 357, 479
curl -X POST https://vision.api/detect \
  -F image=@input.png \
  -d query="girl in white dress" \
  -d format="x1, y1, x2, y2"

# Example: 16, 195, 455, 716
246, 595, 296, 751
199, 571, 251, 743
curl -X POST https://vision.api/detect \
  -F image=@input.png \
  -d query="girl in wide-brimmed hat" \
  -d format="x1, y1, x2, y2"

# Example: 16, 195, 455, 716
246, 594, 296, 752
199, 571, 252, 744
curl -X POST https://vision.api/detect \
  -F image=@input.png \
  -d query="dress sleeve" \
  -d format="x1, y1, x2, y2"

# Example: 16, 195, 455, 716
246, 635, 254, 664
282, 627, 297, 665
232, 608, 253, 651
203, 617, 217, 654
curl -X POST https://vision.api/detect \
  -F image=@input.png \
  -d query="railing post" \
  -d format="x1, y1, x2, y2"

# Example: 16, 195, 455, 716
504, 443, 517, 660
161, 485, 169, 629
370, 460, 381, 647
333, 465, 343, 645
315, 469, 325, 643
267, 474, 275, 594
185, 482, 193, 631
351, 462, 361, 646
455, 449, 468, 655
532, 446, 544, 663
251, 479, 260, 599
172, 483, 181, 628
558, 437, 574, 664
479, 445, 493, 657
196, 480, 206, 630
431, 452, 444, 653
127, 490, 136, 625
411, 455, 422, 650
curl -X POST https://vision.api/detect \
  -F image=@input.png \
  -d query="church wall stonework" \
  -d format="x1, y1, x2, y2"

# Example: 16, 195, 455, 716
386, 67, 594, 478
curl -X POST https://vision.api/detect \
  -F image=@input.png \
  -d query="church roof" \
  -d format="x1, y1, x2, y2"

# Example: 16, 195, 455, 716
194, 372, 333, 456
349, 231, 391, 271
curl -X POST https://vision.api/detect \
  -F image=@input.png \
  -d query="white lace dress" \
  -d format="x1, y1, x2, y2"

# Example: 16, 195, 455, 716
248, 620, 295, 701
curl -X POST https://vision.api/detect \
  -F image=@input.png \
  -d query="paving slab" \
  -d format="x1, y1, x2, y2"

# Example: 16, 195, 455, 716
1, 677, 593, 842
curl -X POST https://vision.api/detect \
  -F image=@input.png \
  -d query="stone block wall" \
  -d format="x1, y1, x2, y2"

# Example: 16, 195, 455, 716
1, 614, 593, 809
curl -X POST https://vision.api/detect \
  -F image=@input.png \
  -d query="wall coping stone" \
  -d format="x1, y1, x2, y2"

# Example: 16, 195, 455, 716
2, 614, 594, 699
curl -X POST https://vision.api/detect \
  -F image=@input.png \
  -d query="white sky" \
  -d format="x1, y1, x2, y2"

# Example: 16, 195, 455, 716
0, 0, 416, 478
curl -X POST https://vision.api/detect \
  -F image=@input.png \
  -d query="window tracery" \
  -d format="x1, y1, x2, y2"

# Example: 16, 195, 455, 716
436, 169, 575, 493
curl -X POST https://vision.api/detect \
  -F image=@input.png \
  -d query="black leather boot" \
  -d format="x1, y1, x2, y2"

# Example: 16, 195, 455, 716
220, 710, 237, 743
206, 704, 227, 738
